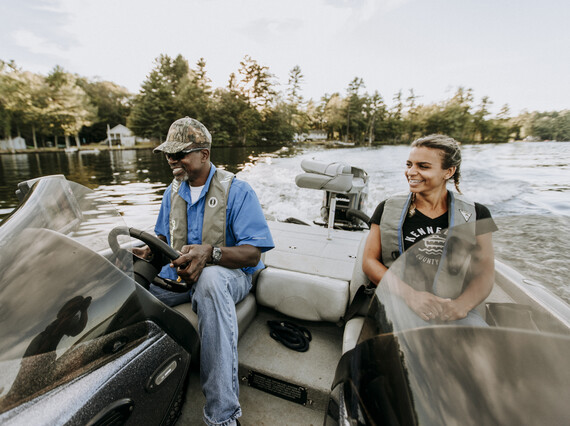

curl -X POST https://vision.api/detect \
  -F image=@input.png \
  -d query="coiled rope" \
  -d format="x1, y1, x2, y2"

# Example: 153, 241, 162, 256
267, 320, 312, 352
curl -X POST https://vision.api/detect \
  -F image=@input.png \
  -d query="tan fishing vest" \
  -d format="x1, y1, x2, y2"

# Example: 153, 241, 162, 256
169, 168, 235, 252
380, 191, 476, 299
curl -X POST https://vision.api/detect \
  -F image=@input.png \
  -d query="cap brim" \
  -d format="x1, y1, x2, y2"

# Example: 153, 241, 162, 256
153, 140, 192, 154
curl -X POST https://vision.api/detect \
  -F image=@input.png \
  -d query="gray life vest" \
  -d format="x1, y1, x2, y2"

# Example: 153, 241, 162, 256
379, 191, 476, 299
169, 168, 235, 252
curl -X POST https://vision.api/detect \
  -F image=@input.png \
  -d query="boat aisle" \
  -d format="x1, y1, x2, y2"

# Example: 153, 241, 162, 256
179, 307, 344, 424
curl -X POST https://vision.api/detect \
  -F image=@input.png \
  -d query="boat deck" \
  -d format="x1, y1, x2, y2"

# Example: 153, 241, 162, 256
178, 307, 342, 425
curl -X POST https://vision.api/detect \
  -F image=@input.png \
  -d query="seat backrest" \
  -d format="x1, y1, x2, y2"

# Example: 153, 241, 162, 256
257, 221, 365, 323
349, 232, 370, 304
295, 160, 354, 193
341, 233, 371, 353
256, 267, 349, 322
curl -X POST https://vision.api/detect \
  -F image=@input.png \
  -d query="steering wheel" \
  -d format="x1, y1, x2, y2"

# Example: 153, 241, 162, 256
108, 227, 190, 293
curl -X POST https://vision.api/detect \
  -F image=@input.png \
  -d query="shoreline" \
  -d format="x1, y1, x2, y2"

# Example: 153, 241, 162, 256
0, 143, 156, 155
1, 139, 563, 155
0, 142, 296, 155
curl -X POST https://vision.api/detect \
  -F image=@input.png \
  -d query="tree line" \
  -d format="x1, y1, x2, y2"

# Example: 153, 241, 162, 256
1, 55, 569, 149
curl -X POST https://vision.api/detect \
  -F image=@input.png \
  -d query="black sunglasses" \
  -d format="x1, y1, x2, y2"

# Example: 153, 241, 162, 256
165, 148, 204, 161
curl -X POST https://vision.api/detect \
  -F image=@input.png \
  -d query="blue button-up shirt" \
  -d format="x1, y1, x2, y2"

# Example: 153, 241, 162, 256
155, 164, 274, 280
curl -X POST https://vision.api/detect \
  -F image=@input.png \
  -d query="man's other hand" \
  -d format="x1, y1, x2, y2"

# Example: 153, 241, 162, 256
132, 245, 152, 260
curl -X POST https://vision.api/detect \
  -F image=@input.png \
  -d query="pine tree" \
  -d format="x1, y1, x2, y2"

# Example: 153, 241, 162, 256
128, 54, 190, 140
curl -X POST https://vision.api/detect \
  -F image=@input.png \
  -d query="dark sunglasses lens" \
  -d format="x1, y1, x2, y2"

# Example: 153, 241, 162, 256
166, 151, 185, 161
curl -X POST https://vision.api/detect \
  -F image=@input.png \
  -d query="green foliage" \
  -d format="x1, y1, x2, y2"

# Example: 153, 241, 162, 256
235, 55, 277, 111
259, 102, 295, 144
44, 67, 97, 147
209, 88, 260, 146
175, 57, 213, 126
2, 56, 568, 150
0, 60, 24, 139
77, 79, 131, 142
344, 77, 366, 143
285, 65, 309, 135
0, 62, 97, 147
319, 93, 346, 140
128, 54, 190, 140
286, 65, 304, 106
528, 111, 570, 141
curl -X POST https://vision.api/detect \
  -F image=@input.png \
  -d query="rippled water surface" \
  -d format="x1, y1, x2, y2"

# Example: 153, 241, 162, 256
1, 141, 569, 303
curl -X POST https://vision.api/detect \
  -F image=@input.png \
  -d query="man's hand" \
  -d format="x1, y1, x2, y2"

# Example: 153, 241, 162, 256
170, 244, 212, 284
132, 245, 152, 260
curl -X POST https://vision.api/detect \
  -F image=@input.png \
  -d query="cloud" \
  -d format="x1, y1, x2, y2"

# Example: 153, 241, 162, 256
0, 0, 75, 72
324, 0, 412, 19
239, 18, 304, 41
11, 30, 68, 57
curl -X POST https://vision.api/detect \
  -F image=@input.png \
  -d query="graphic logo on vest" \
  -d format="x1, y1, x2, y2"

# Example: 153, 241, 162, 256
208, 197, 218, 208
459, 209, 472, 222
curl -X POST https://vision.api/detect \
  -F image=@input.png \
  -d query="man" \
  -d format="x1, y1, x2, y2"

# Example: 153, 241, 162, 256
139, 117, 274, 426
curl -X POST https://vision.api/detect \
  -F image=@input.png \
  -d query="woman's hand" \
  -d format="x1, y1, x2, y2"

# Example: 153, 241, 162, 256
439, 298, 470, 322
403, 288, 448, 322
436, 232, 495, 322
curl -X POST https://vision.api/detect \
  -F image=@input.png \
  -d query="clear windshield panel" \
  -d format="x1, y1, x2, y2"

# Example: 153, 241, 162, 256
0, 177, 146, 413
333, 215, 570, 425
377, 217, 496, 333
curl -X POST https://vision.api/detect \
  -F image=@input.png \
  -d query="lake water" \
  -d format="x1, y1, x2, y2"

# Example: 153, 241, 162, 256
1, 141, 569, 303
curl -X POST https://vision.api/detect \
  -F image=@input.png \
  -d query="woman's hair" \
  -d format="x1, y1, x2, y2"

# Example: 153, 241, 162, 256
411, 134, 462, 193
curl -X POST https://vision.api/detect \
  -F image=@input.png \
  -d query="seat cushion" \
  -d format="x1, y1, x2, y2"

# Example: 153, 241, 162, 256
342, 316, 365, 354
348, 233, 372, 317
295, 172, 353, 193
256, 267, 349, 322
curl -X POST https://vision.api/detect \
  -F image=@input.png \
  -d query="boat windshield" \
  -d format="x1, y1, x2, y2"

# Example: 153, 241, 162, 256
332, 215, 570, 425
0, 176, 143, 413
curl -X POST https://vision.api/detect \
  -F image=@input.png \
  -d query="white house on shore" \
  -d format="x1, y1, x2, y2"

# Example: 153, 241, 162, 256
293, 130, 328, 142
105, 124, 136, 147
0, 136, 26, 151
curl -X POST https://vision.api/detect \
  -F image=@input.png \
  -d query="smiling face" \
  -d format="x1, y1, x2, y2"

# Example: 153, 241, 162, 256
405, 147, 456, 195
166, 148, 210, 186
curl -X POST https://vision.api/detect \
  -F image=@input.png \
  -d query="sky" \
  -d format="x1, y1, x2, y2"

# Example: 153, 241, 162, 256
1, 0, 569, 115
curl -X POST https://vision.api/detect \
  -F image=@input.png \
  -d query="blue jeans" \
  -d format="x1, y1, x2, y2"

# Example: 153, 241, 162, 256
151, 266, 252, 426
149, 283, 192, 307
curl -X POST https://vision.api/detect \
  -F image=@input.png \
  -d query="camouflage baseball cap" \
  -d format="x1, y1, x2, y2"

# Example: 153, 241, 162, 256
153, 117, 212, 154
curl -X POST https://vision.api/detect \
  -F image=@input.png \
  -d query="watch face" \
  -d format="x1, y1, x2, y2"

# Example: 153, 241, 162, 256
212, 247, 222, 263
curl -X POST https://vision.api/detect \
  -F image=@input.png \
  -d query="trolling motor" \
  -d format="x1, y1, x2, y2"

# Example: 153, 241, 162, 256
295, 159, 369, 237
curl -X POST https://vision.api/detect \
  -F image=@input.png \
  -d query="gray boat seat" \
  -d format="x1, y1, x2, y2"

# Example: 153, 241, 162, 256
256, 267, 349, 322
299, 159, 351, 177
295, 160, 354, 193
255, 230, 371, 333
256, 221, 363, 324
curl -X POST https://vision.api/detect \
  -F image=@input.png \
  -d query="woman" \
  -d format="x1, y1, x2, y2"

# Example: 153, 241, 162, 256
362, 134, 496, 328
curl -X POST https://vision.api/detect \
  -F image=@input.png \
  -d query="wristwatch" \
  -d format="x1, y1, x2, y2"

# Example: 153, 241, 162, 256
212, 246, 222, 264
